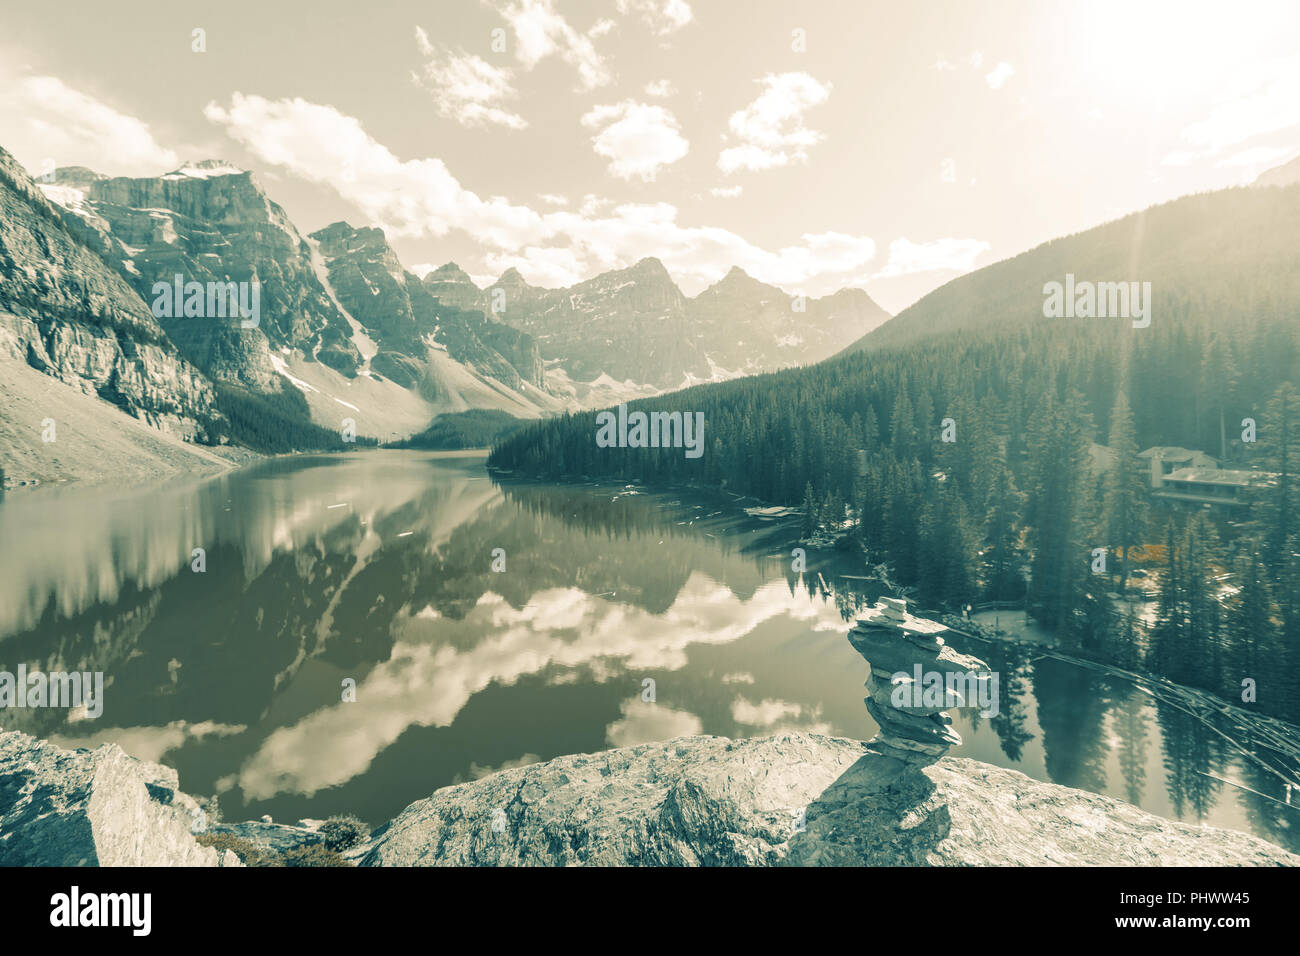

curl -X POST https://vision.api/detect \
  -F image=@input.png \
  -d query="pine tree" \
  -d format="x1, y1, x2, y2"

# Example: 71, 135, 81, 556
982, 447, 1025, 600
1025, 389, 1094, 630
1199, 334, 1238, 460
1101, 390, 1148, 592
1149, 520, 1185, 680
890, 391, 917, 461
1254, 382, 1298, 583
801, 482, 818, 538
1229, 543, 1275, 683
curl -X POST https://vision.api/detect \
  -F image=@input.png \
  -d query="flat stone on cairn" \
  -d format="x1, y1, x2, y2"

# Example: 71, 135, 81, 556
847, 597, 990, 760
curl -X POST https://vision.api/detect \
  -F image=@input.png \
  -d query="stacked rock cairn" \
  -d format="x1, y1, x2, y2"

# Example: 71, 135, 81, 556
847, 597, 990, 761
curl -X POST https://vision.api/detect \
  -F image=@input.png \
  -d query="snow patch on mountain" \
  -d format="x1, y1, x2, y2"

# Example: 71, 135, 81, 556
306, 236, 378, 374
161, 162, 245, 180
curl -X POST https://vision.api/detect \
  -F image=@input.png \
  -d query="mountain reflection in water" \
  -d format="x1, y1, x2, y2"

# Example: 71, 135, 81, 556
0, 451, 1295, 851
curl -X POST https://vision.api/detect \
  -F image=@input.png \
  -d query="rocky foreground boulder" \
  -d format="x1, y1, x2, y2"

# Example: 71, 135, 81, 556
362, 733, 1298, 866
0, 731, 238, 866
2, 728, 1295, 866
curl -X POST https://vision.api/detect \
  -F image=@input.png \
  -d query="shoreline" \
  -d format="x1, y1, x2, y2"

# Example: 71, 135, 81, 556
1, 444, 495, 496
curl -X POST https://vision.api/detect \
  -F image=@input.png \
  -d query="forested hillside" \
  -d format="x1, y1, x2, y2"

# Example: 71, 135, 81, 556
844, 184, 1300, 354
489, 183, 1300, 724
389, 409, 524, 450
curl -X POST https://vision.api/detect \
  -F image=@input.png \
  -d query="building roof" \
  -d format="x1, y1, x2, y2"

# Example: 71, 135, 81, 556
1137, 446, 1215, 462
1163, 467, 1272, 487
1088, 442, 1116, 472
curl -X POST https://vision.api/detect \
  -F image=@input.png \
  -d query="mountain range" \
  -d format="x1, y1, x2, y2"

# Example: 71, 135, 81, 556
473, 257, 888, 389
1, 146, 887, 475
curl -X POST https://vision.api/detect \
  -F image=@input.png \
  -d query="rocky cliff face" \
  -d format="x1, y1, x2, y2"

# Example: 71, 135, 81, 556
37, 161, 554, 422
0, 731, 238, 866
688, 267, 891, 376
42, 160, 362, 388
0, 147, 223, 441
491, 257, 703, 388
461, 258, 889, 390
422, 261, 487, 311
31, 152, 885, 409
313, 221, 545, 391
363, 733, 1296, 866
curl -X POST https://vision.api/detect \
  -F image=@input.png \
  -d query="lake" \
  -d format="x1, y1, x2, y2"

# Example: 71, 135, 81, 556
1, 450, 1296, 851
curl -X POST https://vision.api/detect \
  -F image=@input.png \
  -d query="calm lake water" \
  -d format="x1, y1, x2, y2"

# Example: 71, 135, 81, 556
1, 451, 1296, 852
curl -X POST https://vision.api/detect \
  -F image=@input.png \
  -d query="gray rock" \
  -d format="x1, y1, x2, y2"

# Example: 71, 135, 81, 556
472, 258, 889, 389
864, 698, 963, 748
849, 625, 988, 679
0, 148, 222, 440
313, 221, 544, 391
0, 730, 239, 866
360, 732, 1299, 867
865, 672, 960, 716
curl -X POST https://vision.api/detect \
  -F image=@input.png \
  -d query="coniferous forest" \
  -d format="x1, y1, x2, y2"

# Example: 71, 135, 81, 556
490, 190, 1300, 726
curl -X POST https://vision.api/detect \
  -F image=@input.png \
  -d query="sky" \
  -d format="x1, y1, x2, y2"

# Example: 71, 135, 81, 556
3, 0, 1300, 313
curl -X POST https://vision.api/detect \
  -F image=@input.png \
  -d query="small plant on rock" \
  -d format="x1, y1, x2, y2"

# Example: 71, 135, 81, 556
280, 843, 354, 867
196, 832, 283, 867
318, 814, 370, 851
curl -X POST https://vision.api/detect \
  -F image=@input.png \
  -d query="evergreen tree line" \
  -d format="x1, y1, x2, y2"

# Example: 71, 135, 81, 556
489, 306, 1300, 722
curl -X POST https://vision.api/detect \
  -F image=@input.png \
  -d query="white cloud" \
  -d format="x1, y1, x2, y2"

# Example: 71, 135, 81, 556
731, 696, 801, 727
538, 192, 569, 205
233, 575, 846, 798
484, 245, 586, 287
710, 184, 743, 198
581, 100, 689, 180
617, 0, 693, 35
872, 237, 991, 279
579, 193, 612, 216
51, 720, 244, 764
205, 92, 877, 294
412, 30, 527, 130
985, 61, 1015, 90
0, 72, 178, 176
644, 78, 676, 97
606, 698, 703, 747
1217, 145, 1297, 167
204, 93, 546, 247
730, 695, 832, 735
498, 0, 611, 89
1164, 53, 1300, 164
718, 72, 831, 175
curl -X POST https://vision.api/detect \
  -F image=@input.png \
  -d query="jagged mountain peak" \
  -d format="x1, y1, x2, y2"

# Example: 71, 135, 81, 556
820, 285, 870, 302
159, 159, 249, 181
701, 264, 769, 295
313, 220, 360, 238
493, 267, 535, 291
630, 255, 669, 275
48, 166, 106, 189
570, 257, 680, 295
428, 261, 477, 284
310, 221, 391, 256
422, 261, 487, 310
